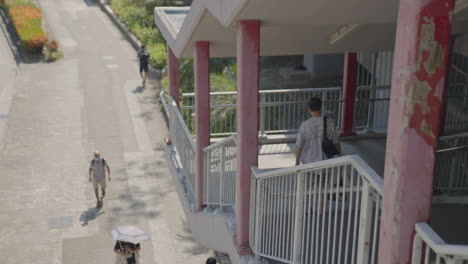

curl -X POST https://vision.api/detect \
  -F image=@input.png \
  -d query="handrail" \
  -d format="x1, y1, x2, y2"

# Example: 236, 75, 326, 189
439, 132, 468, 141
203, 135, 237, 152
437, 144, 468, 153
159, 90, 170, 114
415, 222, 468, 257
181, 86, 343, 97
169, 96, 196, 150
252, 154, 384, 194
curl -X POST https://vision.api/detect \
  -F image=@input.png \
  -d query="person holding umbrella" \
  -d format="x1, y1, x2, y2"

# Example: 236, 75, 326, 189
114, 240, 140, 264
112, 226, 150, 264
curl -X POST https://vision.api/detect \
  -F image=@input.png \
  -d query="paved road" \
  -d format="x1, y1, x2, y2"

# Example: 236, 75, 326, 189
0, 0, 214, 263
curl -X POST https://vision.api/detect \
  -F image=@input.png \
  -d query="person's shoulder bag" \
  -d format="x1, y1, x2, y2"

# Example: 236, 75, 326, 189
321, 116, 339, 159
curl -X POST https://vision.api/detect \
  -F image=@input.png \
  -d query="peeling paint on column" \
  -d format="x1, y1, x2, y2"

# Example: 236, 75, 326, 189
378, 1, 455, 263
417, 17, 445, 76
406, 80, 432, 115
421, 119, 435, 140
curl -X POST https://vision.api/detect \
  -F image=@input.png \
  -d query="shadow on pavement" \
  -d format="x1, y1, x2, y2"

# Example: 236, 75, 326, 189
132, 85, 145, 94
80, 206, 105, 226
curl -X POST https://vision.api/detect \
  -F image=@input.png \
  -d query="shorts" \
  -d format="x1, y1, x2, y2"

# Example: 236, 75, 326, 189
139, 64, 148, 73
92, 177, 106, 189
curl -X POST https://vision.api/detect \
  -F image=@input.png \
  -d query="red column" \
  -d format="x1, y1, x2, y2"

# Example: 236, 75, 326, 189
378, 1, 454, 263
340, 52, 358, 137
194, 41, 210, 211
235, 20, 259, 255
167, 47, 180, 108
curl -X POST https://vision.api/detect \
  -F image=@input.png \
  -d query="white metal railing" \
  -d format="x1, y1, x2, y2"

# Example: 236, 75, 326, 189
167, 94, 197, 197
412, 222, 468, 264
434, 132, 468, 195
181, 87, 342, 136
249, 155, 384, 264
203, 135, 238, 207
354, 85, 391, 132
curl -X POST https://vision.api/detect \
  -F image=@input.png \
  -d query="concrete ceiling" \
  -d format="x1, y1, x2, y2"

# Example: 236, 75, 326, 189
154, 0, 468, 59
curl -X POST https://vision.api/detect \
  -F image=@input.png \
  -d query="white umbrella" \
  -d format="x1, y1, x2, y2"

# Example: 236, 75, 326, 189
112, 226, 151, 244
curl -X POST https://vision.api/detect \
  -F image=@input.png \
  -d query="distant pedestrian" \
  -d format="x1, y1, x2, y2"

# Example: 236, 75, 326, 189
137, 45, 150, 86
206, 257, 217, 264
114, 241, 141, 264
88, 151, 111, 207
295, 97, 340, 166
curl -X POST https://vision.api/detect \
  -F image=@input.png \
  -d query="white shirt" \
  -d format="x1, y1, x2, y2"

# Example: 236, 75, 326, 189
296, 116, 338, 164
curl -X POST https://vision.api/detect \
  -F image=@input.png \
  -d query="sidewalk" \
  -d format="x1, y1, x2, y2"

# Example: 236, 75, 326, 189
0, 0, 216, 263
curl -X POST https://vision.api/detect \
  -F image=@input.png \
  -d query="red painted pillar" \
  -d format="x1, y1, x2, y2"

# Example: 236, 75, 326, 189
167, 47, 180, 108
194, 41, 210, 211
378, 1, 454, 263
340, 52, 358, 137
235, 20, 259, 255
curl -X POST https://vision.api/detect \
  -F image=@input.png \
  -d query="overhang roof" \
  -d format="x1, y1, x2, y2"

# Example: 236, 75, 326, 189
154, 0, 468, 59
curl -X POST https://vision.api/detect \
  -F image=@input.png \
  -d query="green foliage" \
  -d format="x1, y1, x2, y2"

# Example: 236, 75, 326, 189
5, 0, 35, 6
161, 75, 168, 93
147, 42, 166, 69
111, 0, 168, 69
178, 58, 194, 93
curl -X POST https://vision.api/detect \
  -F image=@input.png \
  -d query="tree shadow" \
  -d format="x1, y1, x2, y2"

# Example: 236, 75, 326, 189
80, 206, 105, 226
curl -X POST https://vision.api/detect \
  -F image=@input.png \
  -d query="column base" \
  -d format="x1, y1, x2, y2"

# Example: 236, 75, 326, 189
233, 236, 253, 256
340, 131, 357, 137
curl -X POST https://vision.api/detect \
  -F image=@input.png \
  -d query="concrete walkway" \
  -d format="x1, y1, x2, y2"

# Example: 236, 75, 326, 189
0, 0, 214, 263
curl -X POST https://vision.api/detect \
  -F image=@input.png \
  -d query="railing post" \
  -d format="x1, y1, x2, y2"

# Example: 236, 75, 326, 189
411, 234, 423, 264
259, 93, 266, 136
357, 181, 373, 264
220, 145, 226, 206
253, 178, 262, 254
207, 150, 212, 206
292, 172, 305, 264
366, 53, 378, 132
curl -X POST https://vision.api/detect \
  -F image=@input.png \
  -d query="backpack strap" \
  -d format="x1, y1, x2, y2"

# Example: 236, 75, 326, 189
323, 116, 328, 141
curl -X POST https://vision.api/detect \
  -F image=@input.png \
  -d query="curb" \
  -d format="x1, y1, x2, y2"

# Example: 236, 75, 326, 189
96, 0, 162, 80
0, 7, 22, 65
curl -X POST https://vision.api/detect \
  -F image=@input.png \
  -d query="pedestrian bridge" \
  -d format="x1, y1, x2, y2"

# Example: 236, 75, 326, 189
160, 86, 468, 263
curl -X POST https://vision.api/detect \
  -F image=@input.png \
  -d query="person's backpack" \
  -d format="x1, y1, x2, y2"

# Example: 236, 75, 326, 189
321, 116, 339, 159
91, 158, 106, 166
139, 50, 149, 64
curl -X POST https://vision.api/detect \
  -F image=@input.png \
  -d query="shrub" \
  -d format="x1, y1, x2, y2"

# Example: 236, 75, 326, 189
45, 40, 59, 52
111, 0, 168, 69
6, 3, 48, 54
147, 42, 166, 69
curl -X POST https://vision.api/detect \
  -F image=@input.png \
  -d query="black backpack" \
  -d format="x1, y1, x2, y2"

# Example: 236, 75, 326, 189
321, 116, 339, 159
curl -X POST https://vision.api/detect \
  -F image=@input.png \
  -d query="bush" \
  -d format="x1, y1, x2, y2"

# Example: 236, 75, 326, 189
8, 4, 47, 54
147, 42, 166, 69
45, 40, 59, 52
111, 0, 168, 69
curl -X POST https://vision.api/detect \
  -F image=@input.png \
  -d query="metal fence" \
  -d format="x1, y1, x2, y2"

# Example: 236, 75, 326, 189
250, 155, 384, 264
446, 56, 468, 131
354, 51, 393, 132
203, 136, 238, 207
412, 222, 468, 264
181, 87, 342, 136
166, 94, 197, 197
434, 132, 468, 195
